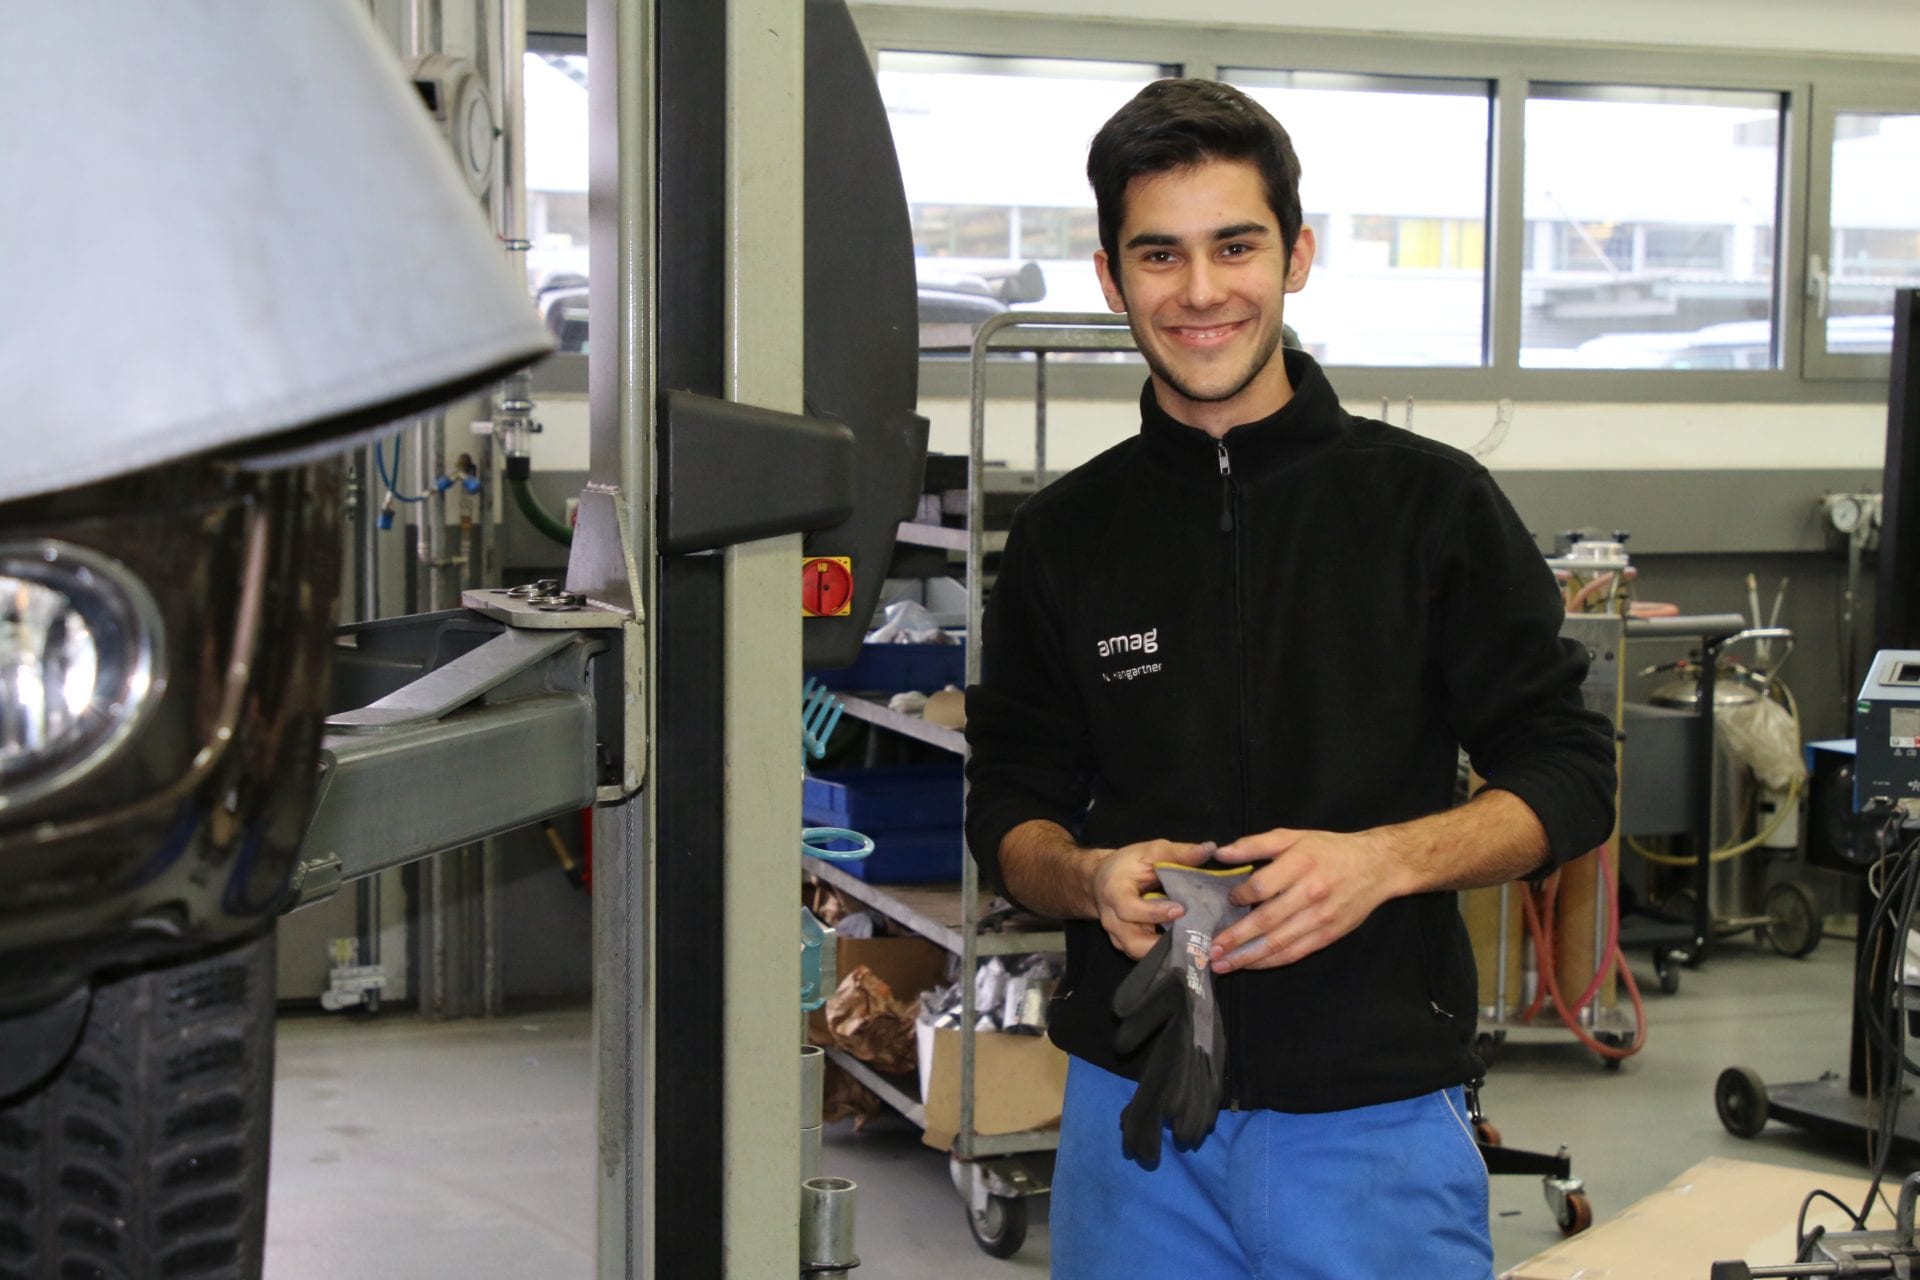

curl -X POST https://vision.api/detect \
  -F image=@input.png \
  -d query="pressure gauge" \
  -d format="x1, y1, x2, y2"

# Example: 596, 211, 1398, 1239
1828, 493, 1865, 535
404, 54, 497, 197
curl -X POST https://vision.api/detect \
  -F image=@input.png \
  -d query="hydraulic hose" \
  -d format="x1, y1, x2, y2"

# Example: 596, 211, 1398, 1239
509, 473, 573, 546
1516, 850, 1648, 1062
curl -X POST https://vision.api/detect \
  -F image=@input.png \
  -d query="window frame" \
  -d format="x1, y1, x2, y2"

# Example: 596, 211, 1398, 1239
1803, 79, 1920, 381
849, 6, 1913, 407
525, 9, 1918, 406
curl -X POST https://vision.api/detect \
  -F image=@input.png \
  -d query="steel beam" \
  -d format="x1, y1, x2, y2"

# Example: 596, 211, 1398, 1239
291, 691, 597, 909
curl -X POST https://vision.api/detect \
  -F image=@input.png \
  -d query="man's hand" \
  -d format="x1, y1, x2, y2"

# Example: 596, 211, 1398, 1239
1205, 827, 1413, 973
1091, 839, 1218, 959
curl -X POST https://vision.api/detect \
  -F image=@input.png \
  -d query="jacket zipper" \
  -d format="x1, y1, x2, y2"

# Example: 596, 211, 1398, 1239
1218, 438, 1253, 1108
1216, 440, 1234, 533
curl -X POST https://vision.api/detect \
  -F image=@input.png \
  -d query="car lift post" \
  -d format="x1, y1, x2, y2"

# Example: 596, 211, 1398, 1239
582, 1, 805, 1276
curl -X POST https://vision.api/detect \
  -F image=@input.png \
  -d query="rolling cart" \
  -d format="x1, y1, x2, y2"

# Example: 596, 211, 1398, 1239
1626, 618, 1822, 964
804, 312, 1139, 1257
1716, 655, 1920, 1157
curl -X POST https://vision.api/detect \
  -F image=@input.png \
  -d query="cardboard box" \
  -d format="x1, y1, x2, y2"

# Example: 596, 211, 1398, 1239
809, 932, 1068, 1150
808, 935, 951, 1041
916, 1019, 1068, 1152
1503, 1157, 1894, 1279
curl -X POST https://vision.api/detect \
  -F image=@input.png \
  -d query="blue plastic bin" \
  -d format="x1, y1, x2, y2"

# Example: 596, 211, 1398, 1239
808, 641, 965, 694
803, 765, 963, 831
833, 827, 964, 884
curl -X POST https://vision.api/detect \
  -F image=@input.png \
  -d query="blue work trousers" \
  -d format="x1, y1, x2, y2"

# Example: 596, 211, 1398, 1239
1049, 1056, 1494, 1279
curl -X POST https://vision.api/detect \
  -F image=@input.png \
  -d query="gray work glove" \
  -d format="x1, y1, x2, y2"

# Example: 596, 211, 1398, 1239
1110, 863, 1251, 1167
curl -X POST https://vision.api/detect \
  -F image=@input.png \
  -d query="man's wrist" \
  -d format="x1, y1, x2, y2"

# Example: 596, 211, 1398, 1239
998, 820, 1111, 921
1072, 845, 1113, 919
1369, 823, 1425, 899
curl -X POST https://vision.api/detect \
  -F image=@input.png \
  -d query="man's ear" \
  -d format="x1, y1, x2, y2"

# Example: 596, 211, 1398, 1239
1285, 224, 1316, 294
1093, 249, 1127, 314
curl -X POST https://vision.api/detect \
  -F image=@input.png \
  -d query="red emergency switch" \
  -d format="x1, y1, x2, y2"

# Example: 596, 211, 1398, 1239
801, 556, 853, 617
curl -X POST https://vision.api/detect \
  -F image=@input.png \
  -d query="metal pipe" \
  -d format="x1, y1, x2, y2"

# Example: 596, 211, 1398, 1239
407, 0, 429, 57
1693, 648, 1720, 956
802, 1046, 824, 1182
427, 415, 449, 609
799, 1176, 858, 1275
359, 444, 380, 621
429, 844, 449, 1016
1033, 351, 1047, 489
482, 837, 502, 1016
1590, 843, 1607, 1025
356, 875, 383, 1014
800, 1044, 824, 1128
488, 0, 531, 591
1494, 881, 1510, 1020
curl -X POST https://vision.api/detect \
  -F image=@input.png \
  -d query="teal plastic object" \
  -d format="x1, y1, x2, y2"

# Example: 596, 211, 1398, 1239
801, 677, 846, 760
801, 826, 874, 861
800, 907, 831, 1012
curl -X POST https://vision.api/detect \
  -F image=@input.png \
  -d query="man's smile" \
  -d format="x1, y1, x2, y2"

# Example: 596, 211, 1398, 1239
1163, 319, 1251, 348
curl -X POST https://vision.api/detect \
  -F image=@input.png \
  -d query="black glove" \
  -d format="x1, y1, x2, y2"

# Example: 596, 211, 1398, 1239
1110, 863, 1250, 1167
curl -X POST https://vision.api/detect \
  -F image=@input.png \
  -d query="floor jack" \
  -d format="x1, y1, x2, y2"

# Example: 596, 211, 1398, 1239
1468, 1082, 1593, 1235
1712, 1172, 1920, 1278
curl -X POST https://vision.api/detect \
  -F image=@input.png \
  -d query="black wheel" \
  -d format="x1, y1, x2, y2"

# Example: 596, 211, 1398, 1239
1764, 881, 1824, 959
967, 1192, 1028, 1259
1557, 1191, 1593, 1236
1661, 888, 1699, 934
0, 928, 276, 1280
1655, 952, 1682, 995
1716, 1065, 1770, 1139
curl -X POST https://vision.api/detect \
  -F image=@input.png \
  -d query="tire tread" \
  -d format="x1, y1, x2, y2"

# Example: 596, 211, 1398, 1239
0, 931, 275, 1279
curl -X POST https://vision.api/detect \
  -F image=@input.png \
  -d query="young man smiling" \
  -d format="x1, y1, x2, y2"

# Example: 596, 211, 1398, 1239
963, 80, 1617, 1277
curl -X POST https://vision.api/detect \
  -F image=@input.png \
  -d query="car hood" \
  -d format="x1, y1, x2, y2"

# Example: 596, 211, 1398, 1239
0, 2, 552, 505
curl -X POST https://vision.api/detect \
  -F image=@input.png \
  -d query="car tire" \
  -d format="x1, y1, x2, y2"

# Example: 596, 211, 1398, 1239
0, 927, 276, 1280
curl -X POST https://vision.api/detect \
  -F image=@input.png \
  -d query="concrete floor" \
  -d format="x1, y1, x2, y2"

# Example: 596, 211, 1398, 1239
266, 933, 1893, 1277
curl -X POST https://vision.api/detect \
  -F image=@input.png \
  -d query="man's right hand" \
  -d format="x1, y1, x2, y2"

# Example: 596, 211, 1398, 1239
1091, 839, 1219, 958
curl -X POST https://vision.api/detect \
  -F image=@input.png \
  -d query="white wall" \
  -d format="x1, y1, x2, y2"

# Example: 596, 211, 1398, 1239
867, 0, 1920, 60
523, 390, 1889, 476
923, 394, 1891, 474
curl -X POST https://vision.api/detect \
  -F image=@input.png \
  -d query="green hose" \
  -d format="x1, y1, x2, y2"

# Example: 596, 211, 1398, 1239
509, 474, 573, 546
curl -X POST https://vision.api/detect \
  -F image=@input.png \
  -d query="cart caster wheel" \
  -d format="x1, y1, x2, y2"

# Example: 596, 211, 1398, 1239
1655, 952, 1682, 995
1556, 1191, 1594, 1236
1716, 1065, 1770, 1138
1764, 881, 1823, 959
1593, 1030, 1628, 1069
968, 1193, 1028, 1259
1474, 1119, 1503, 1147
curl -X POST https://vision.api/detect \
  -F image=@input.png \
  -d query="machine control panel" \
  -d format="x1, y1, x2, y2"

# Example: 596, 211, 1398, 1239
1855, 649, 1920, 821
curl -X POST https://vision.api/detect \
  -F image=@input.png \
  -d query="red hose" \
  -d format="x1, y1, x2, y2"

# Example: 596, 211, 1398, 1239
1515, 848, 1647, 1061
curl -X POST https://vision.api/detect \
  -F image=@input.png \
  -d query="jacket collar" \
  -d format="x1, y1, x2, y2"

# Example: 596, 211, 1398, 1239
1138, 348, 1346, 477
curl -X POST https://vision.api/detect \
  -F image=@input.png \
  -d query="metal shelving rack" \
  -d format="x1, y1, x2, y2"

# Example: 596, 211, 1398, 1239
804, 311, 1139, 1256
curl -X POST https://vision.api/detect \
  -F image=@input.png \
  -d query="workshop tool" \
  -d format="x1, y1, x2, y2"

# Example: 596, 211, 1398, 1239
1713, 1172, 1920, 1278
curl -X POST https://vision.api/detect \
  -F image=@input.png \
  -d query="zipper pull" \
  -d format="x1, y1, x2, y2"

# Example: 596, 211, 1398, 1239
1216, 440, 1234, 534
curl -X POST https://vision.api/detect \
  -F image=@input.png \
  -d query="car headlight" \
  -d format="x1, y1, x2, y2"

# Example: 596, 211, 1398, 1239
0, 540, 165, 814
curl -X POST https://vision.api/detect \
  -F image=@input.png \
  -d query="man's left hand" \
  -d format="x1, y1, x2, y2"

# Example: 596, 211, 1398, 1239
1205, 827, 1407, 973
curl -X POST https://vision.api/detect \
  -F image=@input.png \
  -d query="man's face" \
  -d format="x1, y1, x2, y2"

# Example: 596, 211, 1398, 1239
1094, 157, 1314, 435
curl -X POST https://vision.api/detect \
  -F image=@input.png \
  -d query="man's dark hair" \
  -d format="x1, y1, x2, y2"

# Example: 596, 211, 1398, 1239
1087, 79, 1303, 284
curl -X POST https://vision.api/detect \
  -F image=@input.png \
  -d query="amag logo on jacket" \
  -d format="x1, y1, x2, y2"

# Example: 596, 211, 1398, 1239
1096, 628, 1158, 658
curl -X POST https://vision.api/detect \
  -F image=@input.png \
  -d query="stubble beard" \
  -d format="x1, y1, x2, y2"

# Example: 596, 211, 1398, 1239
1130, 314, 1285, 408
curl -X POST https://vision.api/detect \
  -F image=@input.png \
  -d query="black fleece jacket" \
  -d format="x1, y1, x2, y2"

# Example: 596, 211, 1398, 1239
964, 350, 1617, 1113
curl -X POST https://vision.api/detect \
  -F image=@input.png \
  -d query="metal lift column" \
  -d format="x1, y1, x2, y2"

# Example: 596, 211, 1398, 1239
584, 0, 804, 1275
